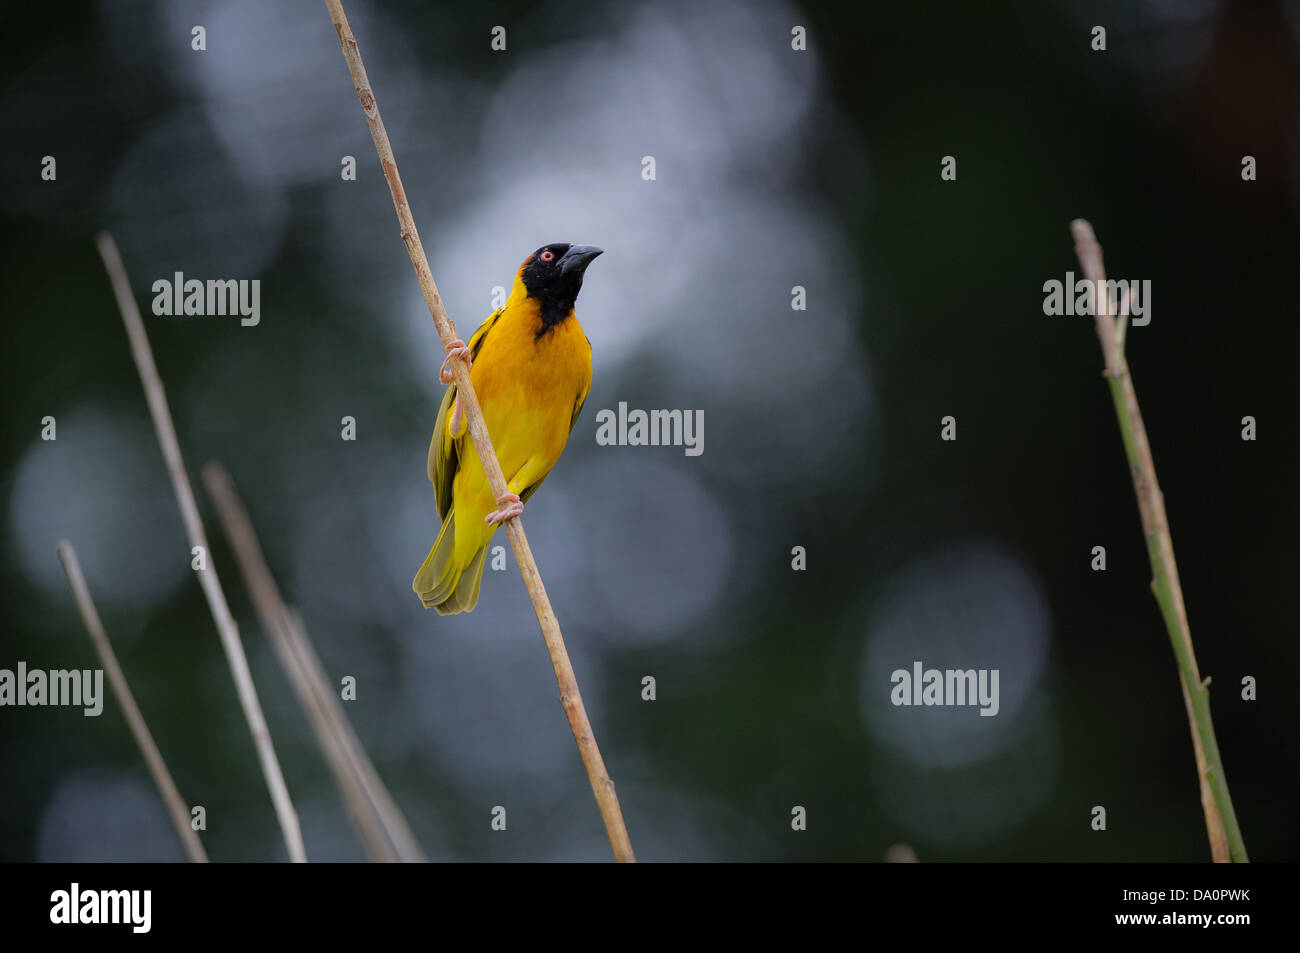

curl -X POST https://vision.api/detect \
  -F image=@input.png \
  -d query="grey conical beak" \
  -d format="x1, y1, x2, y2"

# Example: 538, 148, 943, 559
558, 244, 603, 277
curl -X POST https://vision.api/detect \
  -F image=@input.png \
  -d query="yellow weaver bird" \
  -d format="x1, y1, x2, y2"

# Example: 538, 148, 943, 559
413, 243, 603, 614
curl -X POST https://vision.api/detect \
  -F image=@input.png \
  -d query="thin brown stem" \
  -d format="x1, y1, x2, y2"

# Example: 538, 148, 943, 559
203, 462, 426, 862
57, 542, 209, 862
323, 0, 634, 861
94, 232, 306, 863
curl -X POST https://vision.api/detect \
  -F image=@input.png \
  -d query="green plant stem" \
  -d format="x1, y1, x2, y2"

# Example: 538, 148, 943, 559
1071, 219, 1247, 863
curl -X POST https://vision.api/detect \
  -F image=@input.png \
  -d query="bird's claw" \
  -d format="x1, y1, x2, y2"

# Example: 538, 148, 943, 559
484, 492, 523, 524
439, 338, 471, 385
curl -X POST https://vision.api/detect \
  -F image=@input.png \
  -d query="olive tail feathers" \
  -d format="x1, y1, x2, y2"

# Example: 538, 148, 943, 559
413, 507, 489, 615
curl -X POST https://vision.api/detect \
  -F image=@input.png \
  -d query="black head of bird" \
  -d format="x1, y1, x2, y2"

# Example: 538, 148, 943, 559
520, 243, 603, 327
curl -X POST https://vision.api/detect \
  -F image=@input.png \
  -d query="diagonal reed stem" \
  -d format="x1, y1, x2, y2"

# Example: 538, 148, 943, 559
95, 232, 307, 863
323, 0, 634, 861
1070, 219, 1247, 863
203, 461, 426, 863
57, 542, 209, 863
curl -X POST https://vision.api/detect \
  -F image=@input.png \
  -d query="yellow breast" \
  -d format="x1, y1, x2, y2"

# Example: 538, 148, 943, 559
461, 296, 591, 494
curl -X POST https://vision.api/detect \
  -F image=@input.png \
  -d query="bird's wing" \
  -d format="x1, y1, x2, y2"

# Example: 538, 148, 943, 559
520, 339, 592, 505
569, 349, 592, 434
427, 308, 503, 519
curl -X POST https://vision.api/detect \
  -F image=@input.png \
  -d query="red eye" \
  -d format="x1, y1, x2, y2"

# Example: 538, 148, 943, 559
539, 250, 554, 261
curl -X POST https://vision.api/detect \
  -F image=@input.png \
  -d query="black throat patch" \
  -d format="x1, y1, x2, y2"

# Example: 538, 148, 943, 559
533, 289, 575, 337
520, 245, 585, 339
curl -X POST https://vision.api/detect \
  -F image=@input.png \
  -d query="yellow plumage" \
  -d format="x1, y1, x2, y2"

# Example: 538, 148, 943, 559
413, 245, 597, 614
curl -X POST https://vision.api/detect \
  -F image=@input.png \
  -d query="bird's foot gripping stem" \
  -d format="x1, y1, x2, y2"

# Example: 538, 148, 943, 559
484, 492, 523, 525
439, 338, 471, 385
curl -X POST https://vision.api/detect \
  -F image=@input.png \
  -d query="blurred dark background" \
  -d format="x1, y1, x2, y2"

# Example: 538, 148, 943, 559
2, 0, 1297, 862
